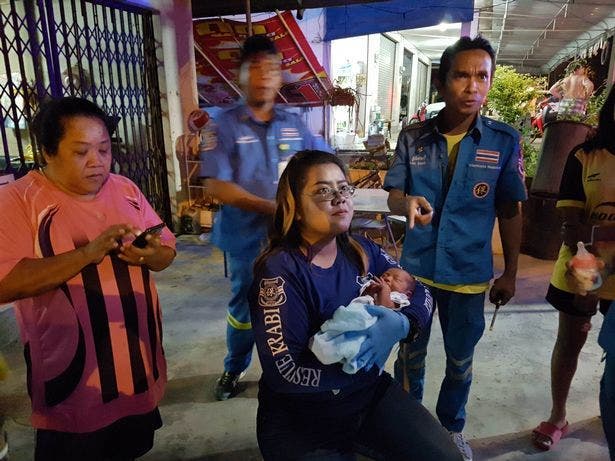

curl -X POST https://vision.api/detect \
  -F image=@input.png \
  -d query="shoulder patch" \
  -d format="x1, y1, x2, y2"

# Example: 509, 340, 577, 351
356, 272, 375, 290
258, 277, 287, 307
517, 140, 526, 180
200, 126, 218, 151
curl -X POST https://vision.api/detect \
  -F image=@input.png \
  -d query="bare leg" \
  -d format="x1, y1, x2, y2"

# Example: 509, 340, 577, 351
534, 312, 590, 447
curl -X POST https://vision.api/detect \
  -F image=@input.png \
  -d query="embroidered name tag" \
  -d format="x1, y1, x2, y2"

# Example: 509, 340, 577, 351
475, 149, 500, 164
280, 127, 301, 140
410, 154, 427, 166
237, 136, 258, 144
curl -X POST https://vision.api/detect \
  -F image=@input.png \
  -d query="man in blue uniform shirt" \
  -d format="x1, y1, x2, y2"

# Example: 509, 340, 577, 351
200, 35, 330, 400
384, 36, 527, 461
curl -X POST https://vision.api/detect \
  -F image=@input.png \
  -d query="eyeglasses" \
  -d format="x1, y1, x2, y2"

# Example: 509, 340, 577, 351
306, 184, 356, 201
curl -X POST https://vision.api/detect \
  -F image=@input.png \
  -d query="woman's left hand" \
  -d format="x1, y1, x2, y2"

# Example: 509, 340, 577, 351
355, 305, 410, 372
118, 234, 163, 266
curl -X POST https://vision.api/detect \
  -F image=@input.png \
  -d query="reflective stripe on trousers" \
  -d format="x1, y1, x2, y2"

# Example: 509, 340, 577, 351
394, 287, 485, 432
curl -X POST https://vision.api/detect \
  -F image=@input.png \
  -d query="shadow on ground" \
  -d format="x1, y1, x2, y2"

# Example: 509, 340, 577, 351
162, 375, 259, 405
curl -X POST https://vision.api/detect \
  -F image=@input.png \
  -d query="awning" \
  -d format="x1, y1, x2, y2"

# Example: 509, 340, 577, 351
193, 11, 332, 107
192, 0, 388, 18
325, 0, 474, 41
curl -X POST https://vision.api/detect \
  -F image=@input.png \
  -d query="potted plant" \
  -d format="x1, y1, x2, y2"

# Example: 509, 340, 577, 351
487, 64, 607, 259
328, 85, 358, 107
486, 66, 555, 258
583, 85, 609, 127
486, 65, 547, 180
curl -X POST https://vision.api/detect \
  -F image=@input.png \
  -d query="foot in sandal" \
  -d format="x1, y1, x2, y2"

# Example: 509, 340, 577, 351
532, 421, 570, 450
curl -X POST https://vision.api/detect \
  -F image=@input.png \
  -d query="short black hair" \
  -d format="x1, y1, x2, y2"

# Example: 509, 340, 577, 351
438, 36, 496, 84
240, 34, 278, 64
31, 97, 115, 157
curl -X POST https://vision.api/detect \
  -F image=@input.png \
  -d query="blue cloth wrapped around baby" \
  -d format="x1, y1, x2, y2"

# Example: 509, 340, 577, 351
309, 292, 409, 374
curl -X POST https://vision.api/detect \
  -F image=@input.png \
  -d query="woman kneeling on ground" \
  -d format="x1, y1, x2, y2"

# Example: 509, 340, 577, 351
248, 150, 462, 460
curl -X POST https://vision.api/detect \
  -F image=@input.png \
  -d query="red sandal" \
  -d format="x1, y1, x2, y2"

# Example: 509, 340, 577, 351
531, 421, 570, 451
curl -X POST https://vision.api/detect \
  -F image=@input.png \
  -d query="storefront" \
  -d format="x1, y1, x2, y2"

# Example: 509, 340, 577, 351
329, 32, 432, 149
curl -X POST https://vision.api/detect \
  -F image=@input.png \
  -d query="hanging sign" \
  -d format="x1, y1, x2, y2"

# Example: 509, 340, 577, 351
193, 11, 332, 107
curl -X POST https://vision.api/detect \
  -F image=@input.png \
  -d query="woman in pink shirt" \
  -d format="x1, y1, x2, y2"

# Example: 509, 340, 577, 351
0, 97, 176, 460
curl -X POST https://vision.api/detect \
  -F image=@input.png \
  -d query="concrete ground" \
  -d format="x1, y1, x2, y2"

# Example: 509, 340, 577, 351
0, 235, 610, 460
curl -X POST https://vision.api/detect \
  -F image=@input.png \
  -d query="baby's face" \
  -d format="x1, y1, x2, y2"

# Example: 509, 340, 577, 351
381, 268, 414, 295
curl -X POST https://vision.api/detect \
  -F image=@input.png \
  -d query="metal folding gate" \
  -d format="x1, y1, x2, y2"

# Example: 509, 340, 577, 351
0, 0, 172, 225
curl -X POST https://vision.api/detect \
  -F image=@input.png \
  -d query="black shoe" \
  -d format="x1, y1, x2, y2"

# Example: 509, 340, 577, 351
214, 371, 245, 401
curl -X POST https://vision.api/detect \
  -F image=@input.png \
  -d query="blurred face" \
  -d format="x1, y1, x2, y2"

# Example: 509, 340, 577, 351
297, 163, 354, 245
241, 53, 282, 107
381, 268, 414, 294
43, 116, 112, 198
439, 49, 492, 117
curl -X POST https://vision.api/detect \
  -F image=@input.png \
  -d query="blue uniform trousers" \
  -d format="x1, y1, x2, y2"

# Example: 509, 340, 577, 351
394, 287, 485, 432
601, 352, 615, 460
223, 248, 260, 373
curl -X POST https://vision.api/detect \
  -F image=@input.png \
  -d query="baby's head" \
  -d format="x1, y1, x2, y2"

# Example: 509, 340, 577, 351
381, 268, 416, 297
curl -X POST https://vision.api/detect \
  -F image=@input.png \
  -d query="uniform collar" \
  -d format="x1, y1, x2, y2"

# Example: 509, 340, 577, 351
238, 102, 287, 124
418, 113, 484, 143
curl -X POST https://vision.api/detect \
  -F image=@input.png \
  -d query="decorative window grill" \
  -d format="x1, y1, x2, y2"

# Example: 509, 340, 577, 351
0, 0, 171, 225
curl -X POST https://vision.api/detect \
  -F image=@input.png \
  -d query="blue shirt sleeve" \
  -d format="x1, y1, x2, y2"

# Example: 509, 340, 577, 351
199, 113, 234, 181
250, 251, 366, 393
399, 280, 433, 334
383, 131, 410, 192
495, 133, 528, 203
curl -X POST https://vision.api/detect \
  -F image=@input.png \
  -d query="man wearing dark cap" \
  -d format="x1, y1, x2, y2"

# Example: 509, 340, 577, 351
200, 34, 331, 400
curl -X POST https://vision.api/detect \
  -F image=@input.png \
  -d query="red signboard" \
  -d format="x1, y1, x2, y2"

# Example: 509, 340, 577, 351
193, 11, 332, 107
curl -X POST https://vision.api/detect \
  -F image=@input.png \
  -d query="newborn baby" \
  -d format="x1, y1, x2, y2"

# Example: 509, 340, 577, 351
361, 267, 416, 309
309, 267, 417, 374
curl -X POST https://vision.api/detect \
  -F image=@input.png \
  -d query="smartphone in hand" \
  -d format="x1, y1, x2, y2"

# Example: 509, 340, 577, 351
132, 223, 165, 248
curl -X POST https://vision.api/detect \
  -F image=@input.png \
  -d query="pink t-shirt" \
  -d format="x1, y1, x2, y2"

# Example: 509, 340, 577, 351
0, 171, 176, 433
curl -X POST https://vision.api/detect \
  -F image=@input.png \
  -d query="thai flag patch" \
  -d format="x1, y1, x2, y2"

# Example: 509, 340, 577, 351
475, 149, 500, 164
